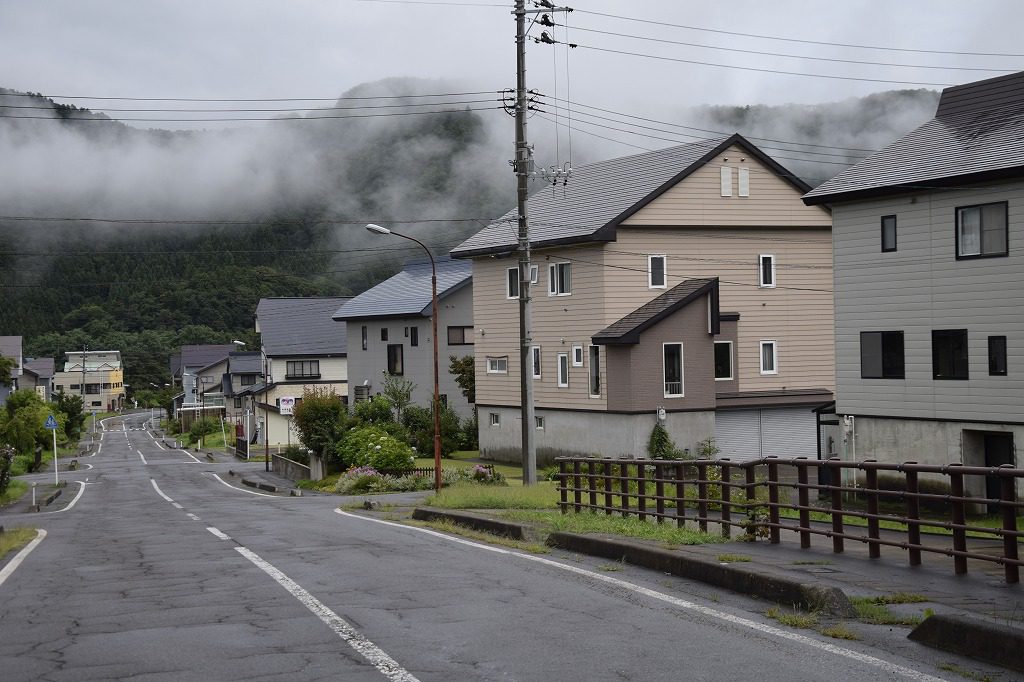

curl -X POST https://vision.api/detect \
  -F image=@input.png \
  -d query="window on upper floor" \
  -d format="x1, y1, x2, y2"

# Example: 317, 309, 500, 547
386, 344, 404, 375
572, 344, 584, 367
548, 262, 571, 296
760, 340, 778, 375
381, 327, 389, 342
486, 356, 508, 374
447, 326, 474, 345
506, 267, 520, 299
881, 215, 897, 252
361, 325, 368, 351
588, 345, 601, 397
860, 331, 905, 379
648, 255, 667, 289
989, 335, 1007, 376
556, 352, 569, 388
720, 167, 732, 197
286, 360, 320, 379
738, 167, 750, 197
531, 346, 542, 379
663, 343, 684, 397
758, 254, 776, 288
530, 264, 539, 284
932, 329, 968, 380
234, 397, 243, 408
714, 341, 733, 381
240, 374, 256, 386
410, 326, 419, 347
956, 202, 1007, 259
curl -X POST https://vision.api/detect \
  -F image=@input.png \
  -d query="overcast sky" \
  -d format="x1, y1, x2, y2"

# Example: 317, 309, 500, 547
2, 0, 1022, 131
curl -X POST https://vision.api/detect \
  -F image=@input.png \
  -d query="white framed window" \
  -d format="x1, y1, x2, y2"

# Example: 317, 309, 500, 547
571, 344, 584, 367
663, 342, 684, 397
489, 412, 500, 427
720, 166, 733, 197
506, 267, 520, 299
535, 416, 545, 430
548, 262, 571, 296
486, 356, 508, 374
530, 264, 539, 284
760, 340, 778, 375
714, 341, 733, 381
648, 254, 667, 289
531, 345, 542, 379
738, 167, 750, 197
588, 345, 601, 397
556, 352, 569, 388
758, 254, 776, 288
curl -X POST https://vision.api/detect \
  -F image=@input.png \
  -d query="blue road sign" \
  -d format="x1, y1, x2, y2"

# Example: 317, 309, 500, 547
44, 414, 59, 430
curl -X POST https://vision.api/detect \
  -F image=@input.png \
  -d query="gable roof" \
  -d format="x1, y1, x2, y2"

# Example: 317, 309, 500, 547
804, 71, 1024, 205
228, 351, 263, 375
451, 134, 811, 258
23, 358, 55, 378
179, 344, 236, 372
592, 278, 719, 346
0, 336, 22, 363
333, 256, 472, 321
257, 297, 351, 356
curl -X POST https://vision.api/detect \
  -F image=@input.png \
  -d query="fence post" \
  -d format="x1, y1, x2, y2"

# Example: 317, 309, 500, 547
767, 458, 780, 545
796, 457, 810, 549
654, 463, 665, 524
587, 460, 597, 512
864, 461, 880, 559
572, 459, 582, 513
603, 460, 613, 515
637, 463, 647, 521
720, 460, 732, 540
620, 462, 630, 518
558, 459, 568, 514
949, 463, 968, 575
674, 462, 686, 528
697, 462, 708, 534
905, 464, 921, 567
999, 465, 1020, 584
828, 457, 845, 554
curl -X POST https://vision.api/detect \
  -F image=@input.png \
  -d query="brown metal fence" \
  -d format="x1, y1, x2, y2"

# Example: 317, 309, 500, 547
555, 456, 1024, 584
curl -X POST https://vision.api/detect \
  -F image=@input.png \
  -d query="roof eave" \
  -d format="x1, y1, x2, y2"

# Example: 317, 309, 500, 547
804, 165, 1024, 206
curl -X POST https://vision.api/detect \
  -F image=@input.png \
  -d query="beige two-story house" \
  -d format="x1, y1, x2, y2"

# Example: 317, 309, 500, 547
451, 133, 834, 464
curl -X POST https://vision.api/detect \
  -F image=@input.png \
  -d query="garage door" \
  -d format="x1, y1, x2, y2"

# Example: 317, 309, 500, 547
714, 409, 761, 462
760, 407, 818, 459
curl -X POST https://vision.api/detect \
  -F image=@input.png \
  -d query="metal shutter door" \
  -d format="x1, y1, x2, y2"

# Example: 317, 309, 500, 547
760, 407, 817, 459
714, 410, 761, 462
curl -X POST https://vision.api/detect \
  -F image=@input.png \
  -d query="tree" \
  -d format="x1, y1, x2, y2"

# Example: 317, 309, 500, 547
291, 387, 349, 466
0, 356, 15, 387
0, 390, 65, 469
448, 355, 475, 404
381, 373, 416, 423
55, 391, 87, 440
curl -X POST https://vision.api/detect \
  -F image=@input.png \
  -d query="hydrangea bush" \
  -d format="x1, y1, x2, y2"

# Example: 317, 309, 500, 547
337, 425, 415, 471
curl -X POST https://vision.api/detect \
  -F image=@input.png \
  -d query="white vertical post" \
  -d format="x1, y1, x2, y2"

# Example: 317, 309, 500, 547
53, 428, 58, 486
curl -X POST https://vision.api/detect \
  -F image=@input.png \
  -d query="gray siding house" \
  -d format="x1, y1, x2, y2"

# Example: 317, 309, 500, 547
804, 71, 1024, 487
333, 257, 474, 419
0, 336, 23, 406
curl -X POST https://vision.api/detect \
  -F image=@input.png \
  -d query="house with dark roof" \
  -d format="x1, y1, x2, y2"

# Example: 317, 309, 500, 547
169, 344, 238, 417
803, 71, 1024, 480
451, 133, 834, 463
22, 357, 55, 401
0, 336, 23, 406
248, 297, 351, 448
333, 256, 474, 418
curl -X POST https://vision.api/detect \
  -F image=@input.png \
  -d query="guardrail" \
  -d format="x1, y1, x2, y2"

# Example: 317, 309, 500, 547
555, 456, 1023, 583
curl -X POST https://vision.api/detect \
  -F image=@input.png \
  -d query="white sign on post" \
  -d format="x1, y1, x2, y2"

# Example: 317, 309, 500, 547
279, 396, 296, 416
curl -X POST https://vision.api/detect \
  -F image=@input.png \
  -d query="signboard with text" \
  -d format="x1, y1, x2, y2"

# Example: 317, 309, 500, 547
279, 396, 296, 416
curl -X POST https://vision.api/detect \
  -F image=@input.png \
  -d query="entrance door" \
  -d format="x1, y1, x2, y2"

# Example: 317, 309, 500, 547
983, 433, 1014, 512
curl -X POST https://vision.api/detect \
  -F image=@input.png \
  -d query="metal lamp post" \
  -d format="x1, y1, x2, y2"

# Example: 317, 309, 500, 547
365, 223, 442, 492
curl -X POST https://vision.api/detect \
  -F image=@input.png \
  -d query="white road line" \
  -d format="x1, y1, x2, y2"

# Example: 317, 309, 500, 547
171, 502, 184, 509
34, 481, 87, 516
207, 473, 278, 497
336, 510, 942, 682
235, 545, 419, 682
180, 449, 201, 464
0, 529, 47, 588
186, 513, 201, 521
207, 527, 231, 540
150, 478, 174, 503
137, 450, 148, 465
154, 440, 165, 451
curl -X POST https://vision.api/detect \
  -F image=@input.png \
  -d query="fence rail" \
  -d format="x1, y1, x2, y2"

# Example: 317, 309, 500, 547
555, 456, 1023, 584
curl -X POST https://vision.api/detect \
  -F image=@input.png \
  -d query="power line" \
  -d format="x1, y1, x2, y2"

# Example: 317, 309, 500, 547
0, 216, 494, 226
0, 90, 498, 103
0, 105, 506, 124
0, 97, 501, 114
572, 9, 1024, 58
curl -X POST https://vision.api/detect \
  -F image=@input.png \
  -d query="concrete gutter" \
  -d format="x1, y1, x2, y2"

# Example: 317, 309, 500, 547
909, 614, 1024, 673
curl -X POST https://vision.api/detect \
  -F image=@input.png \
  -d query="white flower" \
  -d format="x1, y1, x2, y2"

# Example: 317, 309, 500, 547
375, 445, 382, 450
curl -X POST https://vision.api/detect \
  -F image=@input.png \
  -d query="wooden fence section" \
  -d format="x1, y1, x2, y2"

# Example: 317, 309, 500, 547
378, 464, 495, 478
555, 456, 1024, 584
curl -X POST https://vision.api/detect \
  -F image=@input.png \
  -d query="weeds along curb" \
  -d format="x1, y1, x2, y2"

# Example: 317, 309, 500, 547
548, 532, 855, 617
411, 507, 528, 540
909, 614, 1024, 673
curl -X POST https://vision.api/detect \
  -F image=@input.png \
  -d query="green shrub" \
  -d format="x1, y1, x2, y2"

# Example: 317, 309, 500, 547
338, 425, 415, 471
401, 403, 461, 457
460, 411, 479, 450
333, 465, 433, 494
188, 417, 219, 444
647, 423, 683, 459
352, 395, 393, 424
441, 465, 507, 487
292, 388, 349, 465
281, 445, 309, 465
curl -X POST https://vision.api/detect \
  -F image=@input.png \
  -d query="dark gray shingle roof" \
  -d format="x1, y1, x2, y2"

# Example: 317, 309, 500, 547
333, 256, 471, 321
180, 344, 236, 371
804, 71, 1024, 205
451, 134, 811, 258
257, 297, 351, 356
0, 336, 22, 362
24, 358, 55, 378
592, 278, 719, 345
228, 351, 263, 375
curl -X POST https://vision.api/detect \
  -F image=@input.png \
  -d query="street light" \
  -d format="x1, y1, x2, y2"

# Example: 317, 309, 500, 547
365, 223, 442, 492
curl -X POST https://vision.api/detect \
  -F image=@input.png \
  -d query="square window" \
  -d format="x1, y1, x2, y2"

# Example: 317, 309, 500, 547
387, 344, 404, 375
556, 353, 569, 387
588, 345, 601, 397
758, 255, 775, 288
957, 202, 1007, 259
663, 343, 683, 397
447, 326, 474, 345
486, 356, 508, 374
535, 416, 545, 430
489, 412, 500, 427
648, 255, 666, 288
506, 267, 520, 299
548, 262, 571, 296
881, 215, 897, 252
932, 329, 968, 380
860, 331, 905, 379
531, 346, 542, 379
989, 335, 1007, 376
571, 344, 584, 367
714, 341, 733, 380
760, 340, 778, 375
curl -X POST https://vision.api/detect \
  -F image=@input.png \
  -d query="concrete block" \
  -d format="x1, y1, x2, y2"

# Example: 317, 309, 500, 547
909, 614, 1024, 673
412, 507, 528, 540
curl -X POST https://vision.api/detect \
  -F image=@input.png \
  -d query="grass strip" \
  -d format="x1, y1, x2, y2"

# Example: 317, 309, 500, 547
407, 518, 550, 554
849, 597, 923, 626
0, 480, 29, 507
425, 481, 560, 510
500, 510, 725, 546
764, 607, 818, 629
0, 527, 38, 562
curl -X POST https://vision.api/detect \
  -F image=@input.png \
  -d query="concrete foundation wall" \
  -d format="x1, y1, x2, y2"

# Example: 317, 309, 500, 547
271, 453, 312, 482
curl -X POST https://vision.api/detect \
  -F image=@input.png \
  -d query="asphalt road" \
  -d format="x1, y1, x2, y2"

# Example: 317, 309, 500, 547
0, 412, 960, 681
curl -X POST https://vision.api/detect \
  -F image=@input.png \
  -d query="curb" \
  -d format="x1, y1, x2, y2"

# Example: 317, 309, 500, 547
908, 614, 1024, 673
548, 532, 854, 617
240, 478, 281, 494
411, 507, 528, 540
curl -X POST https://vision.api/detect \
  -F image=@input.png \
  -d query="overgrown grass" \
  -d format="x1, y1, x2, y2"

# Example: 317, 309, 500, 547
938, 663, 992, 681
425, 481, 561, 509
0, 528, 38, 562
297, 473, 341, 492
764, 607, 818, 629
408, 518, 550, 554
717, 553, 752, 563
0, 480, 29, 507
860, 592, 928, 605
850, 597, 923, 626
820, 625, 860, 641
502, 510, 725, 546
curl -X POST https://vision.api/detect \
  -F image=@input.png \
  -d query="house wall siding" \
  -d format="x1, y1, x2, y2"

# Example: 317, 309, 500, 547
832, 180, 1024, 422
